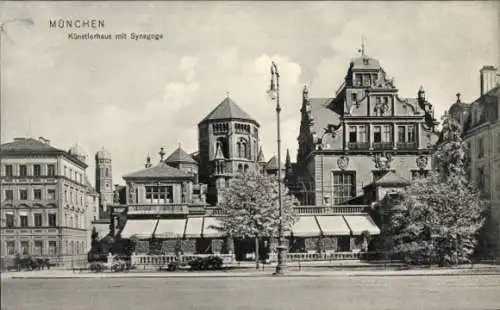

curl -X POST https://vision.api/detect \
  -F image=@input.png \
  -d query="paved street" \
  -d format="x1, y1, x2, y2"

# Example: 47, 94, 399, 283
2, 274, 500, 310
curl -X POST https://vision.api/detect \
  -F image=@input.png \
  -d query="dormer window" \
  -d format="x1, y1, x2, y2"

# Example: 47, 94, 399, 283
363, 58, 369, 65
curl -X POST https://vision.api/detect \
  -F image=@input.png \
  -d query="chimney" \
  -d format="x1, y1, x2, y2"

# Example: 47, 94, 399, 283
480, 66, 498, 96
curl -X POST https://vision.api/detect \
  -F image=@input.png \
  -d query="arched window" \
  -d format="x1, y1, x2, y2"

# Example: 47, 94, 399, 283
237, 142, 242, 158
242, 142, 247, 159
238, 138, 248, 159
244, 165, 249, 173
216, 137, 229, 158
237, 164, 243, 174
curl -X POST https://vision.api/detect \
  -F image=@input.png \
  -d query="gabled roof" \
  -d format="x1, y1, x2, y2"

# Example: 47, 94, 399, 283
214, 144, 225, 160
199, 97, 258, 125
308, 98, 341, 135
266, 155, 283, 171
165, 147, 197, 164
257, 148, 265, 162
368, 171, 410, 187
123, 162, 193, 179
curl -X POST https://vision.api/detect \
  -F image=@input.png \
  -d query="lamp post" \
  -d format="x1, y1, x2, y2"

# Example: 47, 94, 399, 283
0, 18, 34, 143
267, 61, 286, 275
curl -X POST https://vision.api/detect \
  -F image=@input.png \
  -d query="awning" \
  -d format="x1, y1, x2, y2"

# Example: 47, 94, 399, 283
316, 216, 351, 236
202, 217, 224, 238
154, 219, 187, 238
343, 215, 381, 235
185, 217, 203, 238
120, 219, 157, 239
291, 216, 321, 237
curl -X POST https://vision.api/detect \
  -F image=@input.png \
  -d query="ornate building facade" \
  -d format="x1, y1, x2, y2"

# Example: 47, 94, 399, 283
0, 137, 94, 265
112, 93, 383, 259
293, 51, 440, 207
447, 65, 500, 258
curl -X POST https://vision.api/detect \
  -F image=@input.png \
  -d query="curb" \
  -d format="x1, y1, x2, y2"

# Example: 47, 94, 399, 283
6, 270, 500, 280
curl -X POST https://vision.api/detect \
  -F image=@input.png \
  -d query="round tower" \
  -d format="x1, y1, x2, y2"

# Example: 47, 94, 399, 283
95, 147, 113, 217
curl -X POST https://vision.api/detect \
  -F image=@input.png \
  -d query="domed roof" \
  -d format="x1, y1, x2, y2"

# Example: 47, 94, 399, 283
95, 147, 111, 160
68, 143, 88, 163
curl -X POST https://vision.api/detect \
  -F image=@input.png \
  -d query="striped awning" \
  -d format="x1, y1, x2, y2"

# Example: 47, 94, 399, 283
343, 215, 381, 235
185, 217, 203, 238
120, 219, 157, 239
316, 216, 351, 236
291, 216, 321, 237
202, 217, 224, 238
154, 219, 187, 238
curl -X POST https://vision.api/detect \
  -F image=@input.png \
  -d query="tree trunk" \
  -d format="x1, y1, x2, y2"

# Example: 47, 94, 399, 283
255, 237, 260, 270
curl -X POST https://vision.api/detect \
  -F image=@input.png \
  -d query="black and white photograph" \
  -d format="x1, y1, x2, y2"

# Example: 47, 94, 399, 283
0, 1, 499, 309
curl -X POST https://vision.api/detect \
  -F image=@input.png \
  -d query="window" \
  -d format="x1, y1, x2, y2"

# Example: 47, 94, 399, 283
34, 189, 42, 200
34, 241, 43, 256
20, 214, 28, 227
237, 139, 249, 159
382, 125, 392, 142
48, 213, 57, 227
69, 168, 73, 180
48, 241, 57, 256
358, 125, 367, 143
332, 171, 355, 204
64, 189, 68, 203
398, 126, 406, 142
48, 164, 55, 177
75, 214, 79, 229
477, 168, 485, 188
351, 93, 357, 103
33, 164, 41, 177
5, 189, 13, 200
5, 213, 14, 228
64, 166, 67, 177
5, 165, 13, 177
6, 241, 15, 256
34, 213, 42, 227
349, 126, 357, 143
47, 189, 56, 200
105, 168, 109, 177
373, 126, 381, 143
19, 189, 28, 200
408, 125, 416, 143
20, 241, 29, 256
145, 185, 174, 204
478, 138, 484, 158
354, 74, 362, 86
19, 165, 27, 177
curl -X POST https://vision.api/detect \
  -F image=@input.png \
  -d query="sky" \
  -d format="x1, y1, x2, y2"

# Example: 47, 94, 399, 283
1, 1, 499, 186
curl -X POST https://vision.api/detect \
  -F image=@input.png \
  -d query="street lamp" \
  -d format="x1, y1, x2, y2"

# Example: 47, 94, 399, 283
267, 61, 286, 275
0, 18, 34, 143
